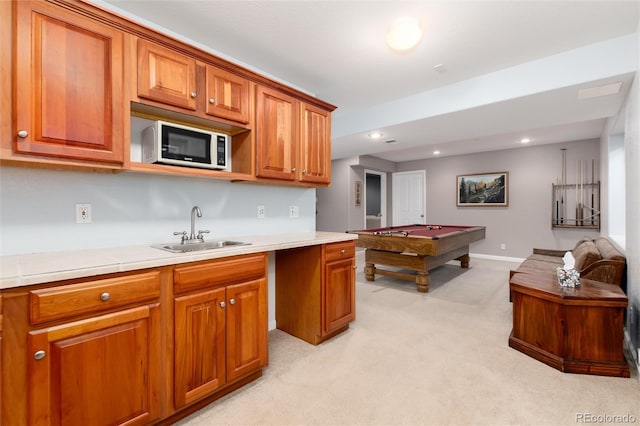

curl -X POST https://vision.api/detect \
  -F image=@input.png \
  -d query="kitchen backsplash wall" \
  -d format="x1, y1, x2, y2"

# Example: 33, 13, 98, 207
0, 167, 316, 256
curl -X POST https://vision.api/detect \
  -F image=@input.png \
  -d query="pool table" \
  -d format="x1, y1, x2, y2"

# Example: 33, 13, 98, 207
348, 224, 486, 292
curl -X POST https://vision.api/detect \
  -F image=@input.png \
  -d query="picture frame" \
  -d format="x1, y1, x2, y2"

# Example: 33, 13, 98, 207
355, 180, 362, 207
457, 172, 508, 207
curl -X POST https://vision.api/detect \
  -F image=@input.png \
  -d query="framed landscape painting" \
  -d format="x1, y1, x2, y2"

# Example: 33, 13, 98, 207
457, 172, 508, 207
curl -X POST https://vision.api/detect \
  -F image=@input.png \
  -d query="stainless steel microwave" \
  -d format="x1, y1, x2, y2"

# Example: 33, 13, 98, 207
142, 120, 230, 171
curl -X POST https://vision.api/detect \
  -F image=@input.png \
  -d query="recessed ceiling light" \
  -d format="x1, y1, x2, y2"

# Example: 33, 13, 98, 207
520, 138, 531, 144
433, 150, 440, 155
386, 17, 422, 51
368, 131, 383, 139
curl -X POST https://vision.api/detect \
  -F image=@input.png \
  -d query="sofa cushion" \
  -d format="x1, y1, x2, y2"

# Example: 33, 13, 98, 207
527, 254, 564, 265
572, 240, 601, 270
594, 237, 625, 262
517, 259, 558, 273
573, 237, 592, 252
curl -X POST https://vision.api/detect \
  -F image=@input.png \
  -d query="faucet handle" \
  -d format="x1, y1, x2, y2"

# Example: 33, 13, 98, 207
197, 229, 210, 240
173, 231, 188, 243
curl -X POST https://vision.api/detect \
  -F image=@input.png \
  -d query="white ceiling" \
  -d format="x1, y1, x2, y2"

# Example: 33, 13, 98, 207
96, 0, 639, 162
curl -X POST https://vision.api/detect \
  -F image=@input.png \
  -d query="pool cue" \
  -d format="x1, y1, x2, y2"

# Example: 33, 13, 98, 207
561, 149, 566, 224
591, 159, 595, 226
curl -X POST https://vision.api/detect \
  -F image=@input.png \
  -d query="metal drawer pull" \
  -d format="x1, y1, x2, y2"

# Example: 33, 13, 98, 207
100, 292, 110, 301
209, 98, 215, 104
229, 298, 236, 305
220, 301, 226, 308
341, 249, 346, 254
18, 130, 29, 138
190, 91, 197, 98
34, 350, 46, 360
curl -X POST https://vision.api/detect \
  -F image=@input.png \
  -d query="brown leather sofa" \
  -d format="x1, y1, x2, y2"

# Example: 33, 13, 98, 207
510, 237, 626, 286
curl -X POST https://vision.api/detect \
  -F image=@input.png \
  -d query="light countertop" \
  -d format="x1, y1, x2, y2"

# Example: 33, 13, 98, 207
1, 231, 358, 289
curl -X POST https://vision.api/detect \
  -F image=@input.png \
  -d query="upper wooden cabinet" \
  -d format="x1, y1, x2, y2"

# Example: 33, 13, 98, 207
13, 0, 125, 164
137, 39, 197, 111
137, 39, 250, 125
256, 86, 332, 185
299, 102, 331, 185
255, 85, 298, 181
205, 66, 250, 124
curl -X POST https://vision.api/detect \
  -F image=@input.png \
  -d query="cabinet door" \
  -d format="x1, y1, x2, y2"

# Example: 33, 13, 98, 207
137, 39, 197, 110
299, 103, 331, 185
28, 305, 160, 426
14, 1, 124, 163
255, 86, 298, 181
323, 258, 356, 334
206, 65, 250, 124
226, 278, 268, 382
174, 287, 226, 408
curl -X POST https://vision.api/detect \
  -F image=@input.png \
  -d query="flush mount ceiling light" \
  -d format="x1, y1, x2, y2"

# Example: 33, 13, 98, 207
433, 150, 440, 155
386, 17, 422, 51
368, 131, 383, 139
520, 138, 531, 144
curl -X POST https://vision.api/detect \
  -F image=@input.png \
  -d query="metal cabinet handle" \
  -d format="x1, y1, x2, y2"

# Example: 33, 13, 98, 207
190, 91, 197, 98
341, 249, 346, 254
100, 292, 110, 301
34, 350, 46, 360
352, 265, 357, 270
229, 298, 236, 305
220, 301, 226, 308
302, 169, 307, 174
17, 130, 29, 138
209, 98, 215, 104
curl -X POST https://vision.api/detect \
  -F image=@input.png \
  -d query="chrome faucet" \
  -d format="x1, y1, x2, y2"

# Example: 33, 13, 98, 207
174, 206, 210, 244
190, 206, 202, 241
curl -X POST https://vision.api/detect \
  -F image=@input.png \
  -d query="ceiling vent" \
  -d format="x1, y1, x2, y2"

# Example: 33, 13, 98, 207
577, 82, 622, 100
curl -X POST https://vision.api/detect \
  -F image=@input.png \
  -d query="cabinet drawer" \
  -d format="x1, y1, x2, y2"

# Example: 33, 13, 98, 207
30, 271, 161, 324
325, 241, 356, 261
174, 253, 267, 294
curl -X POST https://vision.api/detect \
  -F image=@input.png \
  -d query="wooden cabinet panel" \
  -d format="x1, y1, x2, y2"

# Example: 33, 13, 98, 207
173, 254, 267, 408
14, 1, 124, 163
30, 271, 160, 324
226, 278, 268, 382
174, 287, 227, 408
206, 66, 250, 124
299, 103, 331, 184
323, 257, 356, 334
276, 241, 356, 345
137, 39, 197, 110
256, 85, 298, 180
28, 304, 160, 426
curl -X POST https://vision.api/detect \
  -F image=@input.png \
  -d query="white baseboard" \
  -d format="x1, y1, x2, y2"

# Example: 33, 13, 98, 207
470, 253, 525, 263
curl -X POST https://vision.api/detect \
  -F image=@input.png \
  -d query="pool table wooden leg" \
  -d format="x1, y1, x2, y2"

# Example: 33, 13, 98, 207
458, 254, 470, 268
416, 272, 429, 293
364, 263, 376, 281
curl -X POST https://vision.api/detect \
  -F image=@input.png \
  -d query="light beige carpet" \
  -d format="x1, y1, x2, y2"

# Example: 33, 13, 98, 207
177, 254, 639, 425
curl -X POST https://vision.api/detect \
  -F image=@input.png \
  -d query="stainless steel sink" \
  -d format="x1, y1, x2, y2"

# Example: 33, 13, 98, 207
152, 240, 250, 253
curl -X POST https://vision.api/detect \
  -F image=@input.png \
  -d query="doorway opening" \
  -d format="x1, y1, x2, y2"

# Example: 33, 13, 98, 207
365, 170, 387, 229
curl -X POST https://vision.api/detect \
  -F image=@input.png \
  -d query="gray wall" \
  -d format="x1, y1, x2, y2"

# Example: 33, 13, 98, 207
397, 139, 601, 258
0, 168, 316, 255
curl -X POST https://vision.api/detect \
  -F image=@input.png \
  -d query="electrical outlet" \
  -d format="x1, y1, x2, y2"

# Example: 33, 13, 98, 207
289, 205, 299, 218
257, 204, 265, 219
500, 243, 506, 250
75, 204, 92, 224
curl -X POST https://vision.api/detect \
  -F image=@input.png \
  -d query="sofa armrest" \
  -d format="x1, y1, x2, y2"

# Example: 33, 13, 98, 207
580, 260, 626, 286
532, 248, 567, 257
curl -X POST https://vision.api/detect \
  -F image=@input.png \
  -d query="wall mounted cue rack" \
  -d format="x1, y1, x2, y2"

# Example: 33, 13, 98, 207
551, 181, 600, 230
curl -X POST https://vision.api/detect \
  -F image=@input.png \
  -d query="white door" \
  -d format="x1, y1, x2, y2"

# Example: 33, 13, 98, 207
392, 170, 426, 226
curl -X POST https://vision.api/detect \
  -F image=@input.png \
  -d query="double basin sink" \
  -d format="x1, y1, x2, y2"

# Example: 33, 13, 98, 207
152, 240, 250, 253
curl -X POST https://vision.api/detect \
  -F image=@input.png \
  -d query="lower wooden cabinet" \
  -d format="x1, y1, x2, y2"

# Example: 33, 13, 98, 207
173, 255, 268, 409
276, 241, 356, 344
0, 253, 268, 425
28, 304, 161, 425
